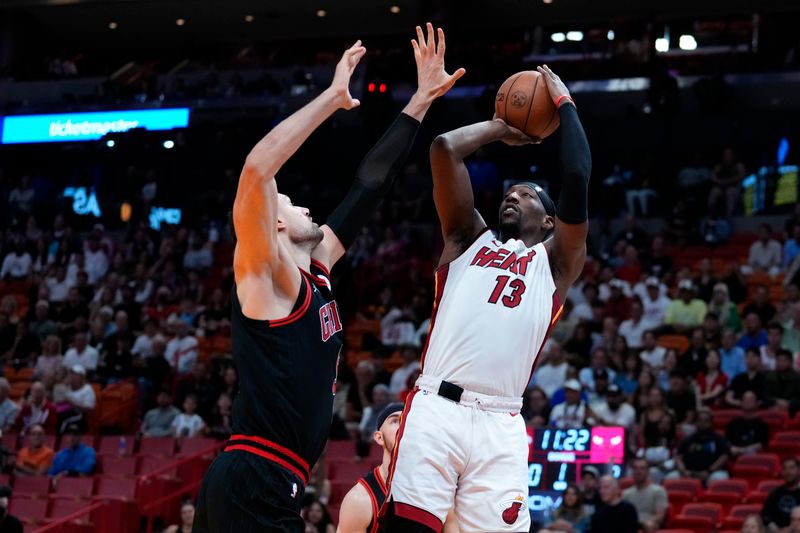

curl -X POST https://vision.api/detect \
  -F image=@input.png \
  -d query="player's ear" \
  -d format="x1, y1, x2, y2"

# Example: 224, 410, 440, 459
543, 215, 555, 232
276, 217, 286, 231
373, 430, 383, 447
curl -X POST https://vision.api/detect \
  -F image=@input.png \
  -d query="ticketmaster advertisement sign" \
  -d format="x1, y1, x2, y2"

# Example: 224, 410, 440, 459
0, 108, 190, 144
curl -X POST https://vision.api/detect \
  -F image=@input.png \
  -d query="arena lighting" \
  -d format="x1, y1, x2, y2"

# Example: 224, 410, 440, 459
163, 139, 175, 149
655, 37, 669, 52
105, 139, 115, 148
367, 82, 376, 92
316, 9, 326, 17
108, 21, 118, 30
566, 31, 583, 42
389, 5, 400, 13
551, 32, 566, 43
175, 18, 186, 26
244, 15, 254, 22
679, 34, 698, 51
543, 0, 553, 4
379, 83, 387, 93
607, 30, 615, 40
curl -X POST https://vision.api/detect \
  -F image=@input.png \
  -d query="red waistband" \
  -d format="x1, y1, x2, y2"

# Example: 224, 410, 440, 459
224, 434, 310, 485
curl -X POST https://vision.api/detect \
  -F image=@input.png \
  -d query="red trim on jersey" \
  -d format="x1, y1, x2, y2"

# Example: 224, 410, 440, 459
394, 503, 443, 533
269, 277, 312, 327
223, 444, 309, 485
419, 265, 449, 371
358, 478, 381, 533
309, 259, 331, 278
228, 434, 310, 471
379, 388, 419, 521
434, 226, 491, 274
527, 291, 564, 385
374, 466, 387, 493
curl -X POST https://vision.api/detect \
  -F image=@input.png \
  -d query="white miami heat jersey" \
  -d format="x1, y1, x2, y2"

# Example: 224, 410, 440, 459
421, 228, 563, 398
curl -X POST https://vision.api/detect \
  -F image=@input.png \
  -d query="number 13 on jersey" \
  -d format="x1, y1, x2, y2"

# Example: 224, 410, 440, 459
488, 275, 527, 308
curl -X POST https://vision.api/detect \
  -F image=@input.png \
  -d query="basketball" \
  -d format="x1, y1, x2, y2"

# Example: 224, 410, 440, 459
495, 70, 560, 140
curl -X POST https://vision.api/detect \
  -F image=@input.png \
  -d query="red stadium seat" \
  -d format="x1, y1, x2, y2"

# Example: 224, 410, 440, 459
93, 477, 137, 501
97, 435, 135, 456
721, 504, 763, 530
671, 503, 724, 533
712, 410, 742, 432
1, 433, 18, 451
13, 476, 50, 498
136, 456, 176, 476
52, 477, 94, 499
138, 437, 176, 456
731, 453, 781, 488
663, 478, 703, 497
757, 409, 789, 432
706, 478, 748, 496
47, 497, 92, 519
9, 497, 48, 524
746, 479, 784, 503
329, 461, 376, 482
177, 437, 218, 456
98, 456, 137, 477
325, 440, 355, 460
769, 431, 800, 460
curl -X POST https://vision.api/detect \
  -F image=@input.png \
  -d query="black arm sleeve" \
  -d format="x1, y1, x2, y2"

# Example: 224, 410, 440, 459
326, 113, 420, 248
555, 103, 591, 224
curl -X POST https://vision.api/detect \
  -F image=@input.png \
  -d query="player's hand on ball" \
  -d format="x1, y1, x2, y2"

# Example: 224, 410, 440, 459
537, 64, 571, 107
412, 22, 466, 100
493, 117, 540, 146
331, 40, 367, 110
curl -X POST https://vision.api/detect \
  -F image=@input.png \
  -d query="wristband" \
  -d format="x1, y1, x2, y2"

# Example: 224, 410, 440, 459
555, 95, 575, 108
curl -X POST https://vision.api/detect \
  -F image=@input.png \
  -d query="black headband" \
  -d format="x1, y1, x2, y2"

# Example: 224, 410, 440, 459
376, 402, 404, 431
516, 182, 556, 217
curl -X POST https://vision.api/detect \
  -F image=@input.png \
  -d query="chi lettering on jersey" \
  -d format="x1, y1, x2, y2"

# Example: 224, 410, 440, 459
319, 301, 343, 342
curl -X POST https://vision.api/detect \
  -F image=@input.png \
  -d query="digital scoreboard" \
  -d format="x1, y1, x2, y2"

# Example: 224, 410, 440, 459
526, 427, 625, 522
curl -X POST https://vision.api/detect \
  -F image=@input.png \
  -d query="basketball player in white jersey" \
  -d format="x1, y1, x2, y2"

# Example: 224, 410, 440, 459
382, 65, 591, 533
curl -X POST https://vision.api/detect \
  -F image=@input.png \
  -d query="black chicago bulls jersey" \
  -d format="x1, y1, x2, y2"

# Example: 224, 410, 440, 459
358, 466, 388, 533
229, 260, 343, 477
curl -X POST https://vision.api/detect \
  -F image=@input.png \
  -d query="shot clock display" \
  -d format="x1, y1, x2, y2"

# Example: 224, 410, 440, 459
526, 427, 625, 521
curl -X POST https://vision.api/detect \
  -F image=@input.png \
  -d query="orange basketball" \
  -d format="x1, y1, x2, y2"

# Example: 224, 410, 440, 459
495, 70, 560, 140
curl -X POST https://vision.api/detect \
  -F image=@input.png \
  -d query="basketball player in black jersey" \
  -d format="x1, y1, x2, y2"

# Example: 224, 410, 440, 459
193, 24, 464, 533
337, 403, 458, 533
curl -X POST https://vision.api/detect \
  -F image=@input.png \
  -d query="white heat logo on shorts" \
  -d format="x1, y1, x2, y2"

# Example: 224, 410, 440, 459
499, 495, 527, 525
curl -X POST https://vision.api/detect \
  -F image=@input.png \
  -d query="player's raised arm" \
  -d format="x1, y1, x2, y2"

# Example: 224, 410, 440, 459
314, 23, 465, 270
232, 41, 366, 282
540, 65, 591, 298
336, 484, 374, 533
430, 119, 534, 265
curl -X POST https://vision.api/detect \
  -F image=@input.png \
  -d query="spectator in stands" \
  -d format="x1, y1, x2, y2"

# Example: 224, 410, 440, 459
790, 506, 800, 533
58, 365, 96, 432
615, 353, 641, 396
657, 349, 679, 391
131, 318, 163, 359
580, 349, 617, 392
726, 348, 767, 407
664, 280, 707, 333
534, 340, 568, 398
760, 322, 784, 371
709, 283, 742, 332
9, 321, 39, 369
720, 328, 746, 379
639, 386, 669, 442
207, 392, 232, 440
622, 457, 667, 533
777, 285, 800, 325
589, 384, 636, 432
304, 500, 335, 533
745, 224, 782, 277
670, 410, 730, 482
726, 391, 769, 457
0, 485, 23, 533
15, 424, 54, 476
590, 475, 639, 533
8, 175, 34, 217
762, 457, 800, 531
695, 258, 718, 302
639, 331, 666, 369
580, 466, 602, 515
642, 412, 677, 483
175, 362, 217, 419
183, 238, 212, 272
165, 500, 195, 533
0, 240, 31, 280
782, 302, 800, 355
745, 287, 778, 327
695, 349, 728, 407
0, 379, 18, 431
33, 335, 63, 379
742, 514, 766, 533
48, 423, 95, 478
62, 332, 98, 372
641, 277, 671, 330
171, 394, 206, 439
785, 224, 800, 270
388, 345, 420, 398
82, 233, 109, 284
680, 327, 709, 375
703, 312, 723, 348
666, 370, 697, 425
550, 379, 587, 429
707, 148, 745, 217
604, 280, 633, 320
13, 381, 57, 434
165, 320, 198, 375
619, 299, 648, 350
764, 349, 800, 411
141, 390, 180, 437
644, 236, 673, 277
540, 483, 589, 533
587, 369, 611, 411
346, 360, 377, 425
522, 387, 551, 427
29, 301, 57, 341
196, 289, 230, 338
738, 313, 769, 351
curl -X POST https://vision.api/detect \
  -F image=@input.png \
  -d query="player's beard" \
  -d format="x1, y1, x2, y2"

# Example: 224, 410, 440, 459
291, 223, 324, 250
499, 218, 522, 241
